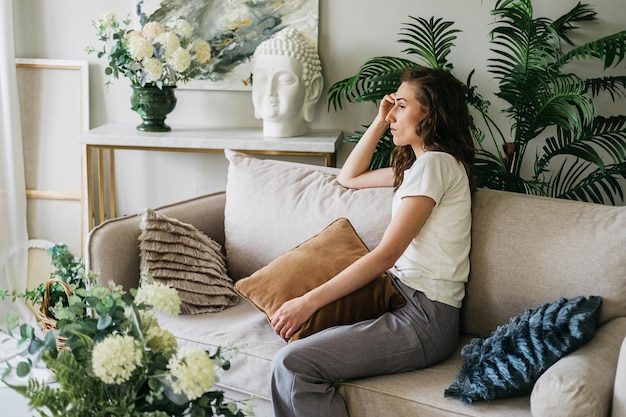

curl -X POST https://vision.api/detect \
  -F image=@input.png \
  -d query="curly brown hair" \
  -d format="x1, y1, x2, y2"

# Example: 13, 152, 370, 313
392, 67, 475, 191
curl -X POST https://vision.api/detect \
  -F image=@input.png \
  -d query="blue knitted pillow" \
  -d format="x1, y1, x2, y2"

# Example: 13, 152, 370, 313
444, 295, 601, 404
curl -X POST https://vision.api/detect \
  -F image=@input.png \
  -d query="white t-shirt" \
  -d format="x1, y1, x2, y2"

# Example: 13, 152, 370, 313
389, 151, 471, 308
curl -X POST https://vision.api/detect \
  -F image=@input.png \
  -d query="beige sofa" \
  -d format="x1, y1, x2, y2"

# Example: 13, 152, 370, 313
86, 151, 626, 417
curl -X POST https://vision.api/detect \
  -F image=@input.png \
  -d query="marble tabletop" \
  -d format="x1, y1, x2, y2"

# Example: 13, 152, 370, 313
80, 123, 343, 153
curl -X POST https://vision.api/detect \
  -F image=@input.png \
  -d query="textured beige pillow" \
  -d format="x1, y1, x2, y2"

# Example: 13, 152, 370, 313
139, 208, 239, 314
234, 218, 406, 342
224, 149, 394, 280
530, 317, 626, 417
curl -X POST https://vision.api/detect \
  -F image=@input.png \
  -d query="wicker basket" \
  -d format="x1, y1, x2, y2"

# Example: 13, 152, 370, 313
38, 278, 72, 350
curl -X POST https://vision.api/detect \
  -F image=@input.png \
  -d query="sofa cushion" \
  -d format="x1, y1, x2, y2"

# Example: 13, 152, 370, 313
613, 331, 626, 417
157, 309, 533, 417
530, 317, 626, 417
139, 208, 239, 314
339, 335, 533, 417
223, 150, 393, 280
234, 218, 406, 342
464, 189, 626, 336
155, 298, 283, 407
445, 295, 601, 404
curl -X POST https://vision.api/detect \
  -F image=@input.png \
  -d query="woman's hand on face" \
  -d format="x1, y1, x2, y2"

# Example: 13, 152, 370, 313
270, 296, 315, 340
378, 93, 396, 123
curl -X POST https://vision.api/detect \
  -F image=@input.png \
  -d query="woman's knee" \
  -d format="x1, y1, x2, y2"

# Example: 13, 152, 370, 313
272, 342, 305, 375
271, 344, 290, 376
272, 340, 323, 380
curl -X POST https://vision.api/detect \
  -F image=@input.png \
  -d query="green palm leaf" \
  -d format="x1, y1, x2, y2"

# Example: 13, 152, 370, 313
530, 75, 594, 133
475, 149, 544, 194
398, 16, 459, 70
559, 31, 626, 69
549, 160, 625, 204
490, 21, 559, 71
499, 73, 593, 153
491, 0, 559, 67
551, 2, 597, 46
326, 56, 417, 112
488, 18, 560, 95
537, 116, 626, 175
586, 76, 626, 100
355, 72, 405, 103
493, 0, 533, 19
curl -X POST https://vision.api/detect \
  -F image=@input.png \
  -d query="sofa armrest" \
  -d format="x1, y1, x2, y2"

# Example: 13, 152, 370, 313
613, 336, 626, 417
530, 316, 626, 417
86, 192, 226, 291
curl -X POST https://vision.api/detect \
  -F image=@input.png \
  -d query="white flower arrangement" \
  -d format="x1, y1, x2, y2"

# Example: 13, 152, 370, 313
87, 12, 212, 88
1, 275, 247, 417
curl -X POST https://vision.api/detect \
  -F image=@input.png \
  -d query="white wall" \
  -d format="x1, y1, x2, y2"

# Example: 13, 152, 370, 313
13, 0, 626, 218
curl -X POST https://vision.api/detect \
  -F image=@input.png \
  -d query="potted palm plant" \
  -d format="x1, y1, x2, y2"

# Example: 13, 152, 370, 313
327, 0, 626, 204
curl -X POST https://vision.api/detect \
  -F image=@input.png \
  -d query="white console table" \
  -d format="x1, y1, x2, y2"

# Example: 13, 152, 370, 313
79, 123, 343, 230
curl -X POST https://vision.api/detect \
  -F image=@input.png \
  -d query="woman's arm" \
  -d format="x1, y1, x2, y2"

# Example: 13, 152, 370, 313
270, 195, 435, 339
337, 95, 396, 189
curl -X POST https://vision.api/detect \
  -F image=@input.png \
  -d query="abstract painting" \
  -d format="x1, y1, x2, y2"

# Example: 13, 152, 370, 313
135, 0, 319, 90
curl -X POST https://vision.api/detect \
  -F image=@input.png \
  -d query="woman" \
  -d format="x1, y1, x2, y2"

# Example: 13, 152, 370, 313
270, 67, 475, 417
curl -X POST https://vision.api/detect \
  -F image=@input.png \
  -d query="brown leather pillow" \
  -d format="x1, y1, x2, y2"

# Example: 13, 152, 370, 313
234, 218, 406, 342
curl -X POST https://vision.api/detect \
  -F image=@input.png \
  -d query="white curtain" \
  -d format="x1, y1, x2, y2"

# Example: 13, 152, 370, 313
0, 0, 34, 330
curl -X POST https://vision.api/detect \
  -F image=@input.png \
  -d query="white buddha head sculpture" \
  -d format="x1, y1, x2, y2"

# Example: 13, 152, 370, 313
252, 28, 323, 137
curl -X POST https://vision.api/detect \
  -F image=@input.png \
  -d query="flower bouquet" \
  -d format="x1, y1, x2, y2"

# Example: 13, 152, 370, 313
86, 12, 214, 131
87, 12, 212, 88
1, 275, 248, 417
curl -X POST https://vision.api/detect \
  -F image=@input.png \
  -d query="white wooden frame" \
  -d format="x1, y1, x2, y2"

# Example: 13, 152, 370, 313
16, 58, 89, 255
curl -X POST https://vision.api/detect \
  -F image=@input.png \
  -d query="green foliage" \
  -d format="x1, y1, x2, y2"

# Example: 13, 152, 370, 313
42, 244, 90, 315
327, 56, 416, 114
344, 127, 396, 170
1, 280, 247, 417
0, 244, 89, 318
327, 0, 626, 204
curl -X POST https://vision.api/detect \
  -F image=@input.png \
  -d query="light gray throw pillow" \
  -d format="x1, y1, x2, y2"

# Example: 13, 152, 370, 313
223, 150, 394, 280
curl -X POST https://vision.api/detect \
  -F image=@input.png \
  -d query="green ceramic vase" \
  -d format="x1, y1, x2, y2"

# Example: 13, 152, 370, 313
130, 85, 177, 132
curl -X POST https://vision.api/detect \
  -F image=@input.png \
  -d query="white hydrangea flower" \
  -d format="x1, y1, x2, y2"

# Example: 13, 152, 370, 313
92, 335, 142, 384
168, 48, 192, 73
139, 311, 177, 353
156, 31, 181, 55
142, 21, 165, 39
135, 281, 181, 315
173, 19, 193, 39
191, 39, 212, 64
142, 57, 164, 83
167, 346, 216, 401
125, 30, 142, 44
128, 36, 154, 61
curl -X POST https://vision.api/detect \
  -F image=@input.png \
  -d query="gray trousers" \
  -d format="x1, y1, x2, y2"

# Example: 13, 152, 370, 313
270, 275, 460, 417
